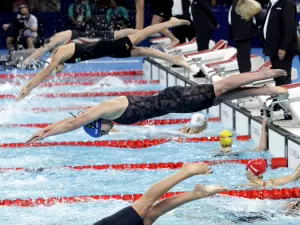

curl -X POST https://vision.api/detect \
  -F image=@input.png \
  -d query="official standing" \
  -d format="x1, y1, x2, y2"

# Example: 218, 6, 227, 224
263, 0, 297, 85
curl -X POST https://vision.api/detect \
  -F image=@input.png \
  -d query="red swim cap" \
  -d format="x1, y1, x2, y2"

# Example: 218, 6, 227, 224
246, 159, 267, 176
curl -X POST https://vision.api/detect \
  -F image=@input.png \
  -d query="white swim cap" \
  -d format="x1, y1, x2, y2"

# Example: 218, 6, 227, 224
190, 113, 206, 127
44, 58, 56, 76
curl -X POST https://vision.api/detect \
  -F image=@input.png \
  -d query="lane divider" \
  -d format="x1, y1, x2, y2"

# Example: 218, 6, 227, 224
0, 118, 221, 128
0, 70, 143, 80
1, 188, 300, 207
0, 159, 251, 173
14, 80, 160, 87
0, 90, 160, 99
0, 136, 250, 149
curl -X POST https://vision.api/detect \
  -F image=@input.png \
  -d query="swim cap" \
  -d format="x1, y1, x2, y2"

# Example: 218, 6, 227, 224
246, 158, 267, 176
83, 119, 103, 138
190, 113, 206, 127
219, 130, 233, 147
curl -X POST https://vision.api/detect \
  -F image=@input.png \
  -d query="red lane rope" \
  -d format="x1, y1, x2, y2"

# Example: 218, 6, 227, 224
0, 90, 160, 99
0, 70, 143, 80
0, 118, 221, 128
0, 159, 250, 173
1, 188, 300, 207
21, 80, 160, 87
0, 136, 250, 149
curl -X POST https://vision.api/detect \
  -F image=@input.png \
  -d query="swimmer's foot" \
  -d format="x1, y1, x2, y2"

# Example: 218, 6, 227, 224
260, 68, 287, 79
181, 162, 212, 176
260, 85, 288, 95
169, 17, 191, 27
172, 55, 191, 70
192, 184, 228, 197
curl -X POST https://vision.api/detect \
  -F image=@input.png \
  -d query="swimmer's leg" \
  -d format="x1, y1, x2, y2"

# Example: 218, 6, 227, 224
23, 30, 72, 65
214, 85, 288, 105
143, 184, 227, 225
151, 15, 179, 48
131, 163, 212, 218
130, 47, 190, 70
128, 17, 190, 46
213, 69, 287, 97
114, 29, 138, 39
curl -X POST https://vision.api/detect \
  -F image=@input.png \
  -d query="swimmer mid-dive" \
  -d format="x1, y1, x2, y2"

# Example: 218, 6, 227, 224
26, 69, 288, 143
18, 17, 191, 100
243, 159, 300, 187
22, 28, 143, 66
91, 162, 227, 225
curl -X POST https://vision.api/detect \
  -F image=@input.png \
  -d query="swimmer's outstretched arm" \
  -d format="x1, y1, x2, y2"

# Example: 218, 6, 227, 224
27, 100, 124, 143
265, 164, 300, 187
17, 43, 74, 101
252, 117, 268, 151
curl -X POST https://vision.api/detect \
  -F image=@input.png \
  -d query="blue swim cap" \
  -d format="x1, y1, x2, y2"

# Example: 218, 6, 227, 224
83, 119, 104, 138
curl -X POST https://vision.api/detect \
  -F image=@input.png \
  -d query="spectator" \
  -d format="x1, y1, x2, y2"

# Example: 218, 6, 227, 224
263, 0, 297, 86
2, 4, 38, 51
106, 0, 129, 29
68, 0, 92, 31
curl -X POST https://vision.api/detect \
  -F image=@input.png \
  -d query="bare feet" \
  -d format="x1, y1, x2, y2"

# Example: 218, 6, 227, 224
260, 85, 288, 95
193, 184, 228, 197
169, 17, 191, 27
172, 55, 191, 70
181, 162, 212, 176
260, 68, 287, 79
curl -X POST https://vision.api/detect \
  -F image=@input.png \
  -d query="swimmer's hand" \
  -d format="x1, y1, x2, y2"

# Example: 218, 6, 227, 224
26, 130, 46, 143
17, 85, 31, 101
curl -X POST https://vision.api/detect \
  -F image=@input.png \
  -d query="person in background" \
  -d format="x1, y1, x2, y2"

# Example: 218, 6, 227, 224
2, 4, 38, 51
263, 0, 297, 86
229, 0, 262, 73
172, 0, 195, 44
244, 159, 300, 187
135, 0, 181, 48
191, 0, 219, 77
68, 0, 91, 32
106, 0, 129, 30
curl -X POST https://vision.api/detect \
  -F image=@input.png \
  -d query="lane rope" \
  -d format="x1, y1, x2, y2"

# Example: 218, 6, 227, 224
0, 90, 160, 99
0, 70, 143, 80
1, 188, 300, 207
0, 117, 221, 128
0, 159, 251, 172
0, 136, 250, 149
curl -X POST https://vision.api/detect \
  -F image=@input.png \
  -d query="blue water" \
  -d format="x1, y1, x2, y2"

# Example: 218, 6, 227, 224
0, 58, 300, 225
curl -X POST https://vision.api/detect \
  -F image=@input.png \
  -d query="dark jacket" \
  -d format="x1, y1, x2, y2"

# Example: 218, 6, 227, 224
263, 0, 297, 56
229, 0, 258, 41
191, 0, 218, 35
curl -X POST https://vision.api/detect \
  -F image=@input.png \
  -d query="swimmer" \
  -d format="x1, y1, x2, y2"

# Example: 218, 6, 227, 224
213, 117, 269, 156
179, 113, 208, 135
18, 17, 192, 100
26, 69, 288, 143
243, 159, 300, 187
91, 162, 227, 225
22, 28, 141, 66
285, 200, 300, 216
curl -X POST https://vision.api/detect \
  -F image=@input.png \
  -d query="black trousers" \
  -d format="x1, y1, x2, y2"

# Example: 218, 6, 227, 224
173, 19, 195, 43
195, 31, 213, 51
270, 54, 294, 86
235, 39, 252, 73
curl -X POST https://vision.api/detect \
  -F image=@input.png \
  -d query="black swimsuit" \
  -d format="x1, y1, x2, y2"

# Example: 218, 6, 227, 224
65, 37, 133, 63
93, 206, 144, 225
114, 84, 216, 125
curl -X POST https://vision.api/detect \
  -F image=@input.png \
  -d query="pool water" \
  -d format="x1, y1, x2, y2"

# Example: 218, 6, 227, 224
0, 58, 299, 225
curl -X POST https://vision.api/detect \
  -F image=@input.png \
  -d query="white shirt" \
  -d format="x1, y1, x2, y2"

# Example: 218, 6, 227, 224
263, 0, 279, 39
228, 6, 232, 25
172, 0, 184, 16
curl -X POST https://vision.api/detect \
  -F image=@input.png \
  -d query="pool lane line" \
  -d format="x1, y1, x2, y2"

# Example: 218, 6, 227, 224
11, 80, 160, 87
1, 187, 300, 207
0, 70, 143, 80
0, 90, 160, 99
0, 159, 252, 173
0, 135, 250, 149
0, 117, 221, 128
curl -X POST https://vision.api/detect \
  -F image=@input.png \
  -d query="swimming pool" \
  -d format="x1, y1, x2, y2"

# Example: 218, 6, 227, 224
0, 58, 299, 225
